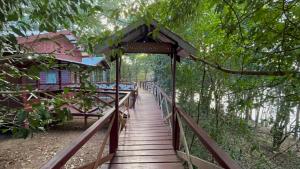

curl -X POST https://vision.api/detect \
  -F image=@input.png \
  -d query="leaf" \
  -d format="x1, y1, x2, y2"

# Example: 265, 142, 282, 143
12, 127, 30, 138
10, 26, 25, 36
93, 5, 103, 12
7, 12, 18, 21
16, 110, 27, 124
1, 129, 10, 133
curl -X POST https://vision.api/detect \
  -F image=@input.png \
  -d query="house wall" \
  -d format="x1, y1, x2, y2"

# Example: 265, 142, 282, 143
39, 69, 72, 90
89, 68, 106, 83
17, 33, 84, 91
61, 70, 71, 84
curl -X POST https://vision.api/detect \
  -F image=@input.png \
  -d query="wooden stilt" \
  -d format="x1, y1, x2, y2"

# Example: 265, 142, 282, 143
84, 115, 88, 127
171, 47, 180, 150
110, 55, 120, 154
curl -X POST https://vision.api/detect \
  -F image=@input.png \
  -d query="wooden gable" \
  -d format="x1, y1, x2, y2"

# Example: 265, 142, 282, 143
95, 20, 198, 61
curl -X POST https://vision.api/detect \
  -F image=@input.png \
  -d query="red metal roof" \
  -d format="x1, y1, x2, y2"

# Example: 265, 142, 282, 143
17, 30, 73, 44
17, 31, 83, 62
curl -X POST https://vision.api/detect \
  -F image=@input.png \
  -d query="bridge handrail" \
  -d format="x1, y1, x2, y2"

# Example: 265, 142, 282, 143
41, 90, 134, 169
140, 81, 241, 169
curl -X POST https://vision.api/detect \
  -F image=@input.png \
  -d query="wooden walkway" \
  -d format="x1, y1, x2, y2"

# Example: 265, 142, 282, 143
102, 89, 184, 169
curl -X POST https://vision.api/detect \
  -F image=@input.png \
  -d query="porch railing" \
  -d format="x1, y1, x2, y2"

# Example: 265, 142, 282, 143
40, 89, 136, 169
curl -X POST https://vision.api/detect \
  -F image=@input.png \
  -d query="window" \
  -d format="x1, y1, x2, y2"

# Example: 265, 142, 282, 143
46, 71, 57, 84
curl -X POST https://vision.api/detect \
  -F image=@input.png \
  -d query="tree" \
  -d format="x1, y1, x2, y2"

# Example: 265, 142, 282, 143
0, 0, 108, 137
142, 0, 300, 167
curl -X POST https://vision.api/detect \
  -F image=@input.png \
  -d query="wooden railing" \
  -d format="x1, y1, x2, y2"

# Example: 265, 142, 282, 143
18, 82, 138, 92
40, 89, 135, 169
96, 82, 138, 92
140, 81, 241, 169
0, 87, 138, 126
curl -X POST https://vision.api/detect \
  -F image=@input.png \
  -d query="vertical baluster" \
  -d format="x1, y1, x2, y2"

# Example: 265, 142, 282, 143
177, 113, 193, 169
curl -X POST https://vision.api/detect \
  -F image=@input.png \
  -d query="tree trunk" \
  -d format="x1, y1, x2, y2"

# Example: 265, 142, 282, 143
214, 81, 221, 140
271, 99, 290, 151
255, 106, 260, 130
144, 70, 148, 80
189, 65, 206, 151
294, 105, 300, 139
284, 110, 290, 135
135, 65, 138, 82
245, 107, 251, 122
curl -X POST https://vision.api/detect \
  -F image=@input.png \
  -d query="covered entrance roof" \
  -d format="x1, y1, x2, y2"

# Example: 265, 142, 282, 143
95, 20, 198, 61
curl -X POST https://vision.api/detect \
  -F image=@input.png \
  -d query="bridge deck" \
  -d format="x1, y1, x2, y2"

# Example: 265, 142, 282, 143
102, 89, 184, 169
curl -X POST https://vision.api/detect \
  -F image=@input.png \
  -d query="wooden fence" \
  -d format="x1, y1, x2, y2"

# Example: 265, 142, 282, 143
40, 89, 136, 169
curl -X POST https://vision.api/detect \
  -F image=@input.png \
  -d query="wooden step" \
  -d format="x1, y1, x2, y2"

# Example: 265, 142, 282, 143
101, 162, 184, 169
117, 144, 173, 151
111, 155, 181, 163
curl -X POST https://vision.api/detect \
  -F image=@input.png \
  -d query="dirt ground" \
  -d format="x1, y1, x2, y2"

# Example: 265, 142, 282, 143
0, 117, 108, 169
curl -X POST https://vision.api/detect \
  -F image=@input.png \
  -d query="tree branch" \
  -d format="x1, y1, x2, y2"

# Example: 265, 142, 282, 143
194, 57, 299, 76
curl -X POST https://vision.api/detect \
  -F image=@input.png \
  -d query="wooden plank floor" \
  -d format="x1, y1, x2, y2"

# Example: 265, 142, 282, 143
101, 89, 184, 169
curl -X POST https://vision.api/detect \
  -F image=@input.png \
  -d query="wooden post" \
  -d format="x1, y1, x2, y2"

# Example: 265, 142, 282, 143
110, 55, 120, 154
79, 72, 82, 84
84, 115, 88, 127
74, 72, 77, 84
58, 62, 62, 90
171, 48, 180, 150
36, 79, 39, 90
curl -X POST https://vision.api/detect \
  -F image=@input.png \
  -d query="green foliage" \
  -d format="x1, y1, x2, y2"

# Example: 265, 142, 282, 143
1, 0, 300, 167
6, 105, 53, 138
138, 1, 300, 168
0, 0, 111, 138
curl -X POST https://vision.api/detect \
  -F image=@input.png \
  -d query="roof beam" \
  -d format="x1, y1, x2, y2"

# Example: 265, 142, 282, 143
121, 42, 173, 54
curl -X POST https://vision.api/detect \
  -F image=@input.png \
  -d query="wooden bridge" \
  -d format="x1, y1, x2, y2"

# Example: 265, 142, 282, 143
102, 88, 182, 169
41, 20, 241, 169
41, 82, 240, 169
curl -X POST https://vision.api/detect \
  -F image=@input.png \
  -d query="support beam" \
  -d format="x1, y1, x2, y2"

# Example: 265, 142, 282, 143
58, 64, 62, 90
74, 72, 77, 84
36, 79, 39, 90
171, 49, 180, 150
110, 55, 120, 154
121, 42, 173, 54
84, 115, 88, 127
